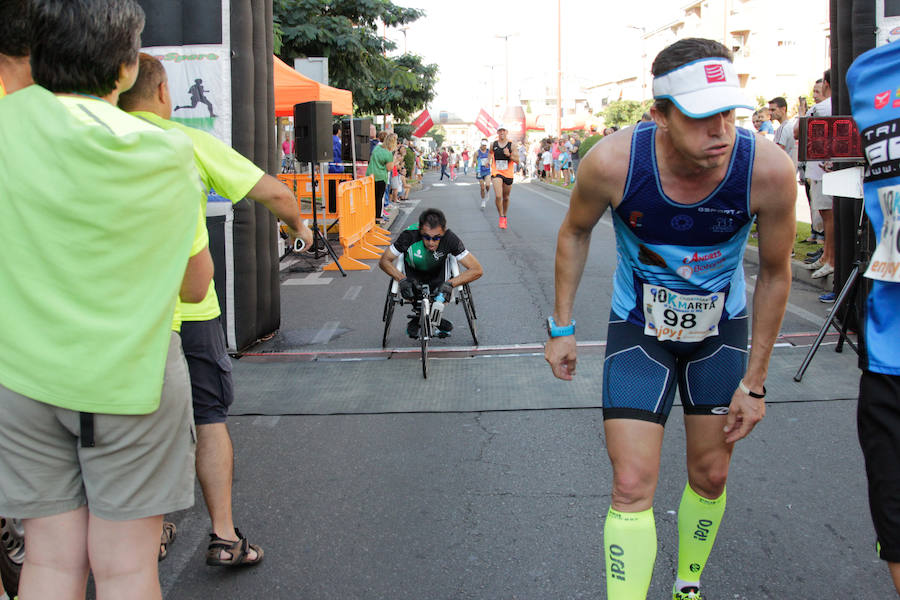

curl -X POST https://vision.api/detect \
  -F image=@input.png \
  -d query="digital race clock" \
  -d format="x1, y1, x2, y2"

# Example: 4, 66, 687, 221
798, 116, 864, 163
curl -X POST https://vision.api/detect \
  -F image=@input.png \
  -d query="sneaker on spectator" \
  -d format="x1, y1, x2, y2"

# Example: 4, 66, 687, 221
811, 263, 834, 279
819, 292, 836, 303
806, 248, 823, 259
804, 259, 823, 270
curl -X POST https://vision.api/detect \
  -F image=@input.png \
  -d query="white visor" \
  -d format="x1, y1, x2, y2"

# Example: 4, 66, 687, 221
652, 58, 753, 119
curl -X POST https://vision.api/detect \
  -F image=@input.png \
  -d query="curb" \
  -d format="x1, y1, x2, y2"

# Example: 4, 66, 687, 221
528, 181, 832, 290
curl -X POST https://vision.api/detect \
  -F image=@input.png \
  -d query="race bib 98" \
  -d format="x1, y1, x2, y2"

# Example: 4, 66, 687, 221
642, 284, 724, 342
495, 160, 508, 170
865, 184, 900, 283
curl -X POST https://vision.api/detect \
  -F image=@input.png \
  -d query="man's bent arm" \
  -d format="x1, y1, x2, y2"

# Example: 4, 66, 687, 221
552, 154, 612, 324
379, 247, 405, 282
746, 149, 797, 391
723, 145, 796, 443
247, 174, 313, 247
450, 254, 483, 287
180, 246, 214, 303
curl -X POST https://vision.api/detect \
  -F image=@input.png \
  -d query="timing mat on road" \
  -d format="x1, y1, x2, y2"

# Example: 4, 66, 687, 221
229, 343, 859, 416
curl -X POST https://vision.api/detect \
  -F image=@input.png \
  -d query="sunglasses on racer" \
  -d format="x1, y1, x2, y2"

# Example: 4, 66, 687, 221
420, 233, 442, 241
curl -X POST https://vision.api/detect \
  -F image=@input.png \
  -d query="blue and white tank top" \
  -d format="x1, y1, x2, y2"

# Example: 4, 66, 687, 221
846, 40, 900, 375
611, 122, 756, 341
476, 148, 491, 175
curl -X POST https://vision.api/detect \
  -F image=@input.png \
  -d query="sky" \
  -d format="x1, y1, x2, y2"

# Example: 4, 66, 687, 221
390, 0, 682, 121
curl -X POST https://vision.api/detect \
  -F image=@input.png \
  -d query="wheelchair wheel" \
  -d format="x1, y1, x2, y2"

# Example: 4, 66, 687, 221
382, 279, 394, 322
461, 285, 478, 345
382, 287, 397, 349
419, 306, 429, 379
464, 283, 477, 318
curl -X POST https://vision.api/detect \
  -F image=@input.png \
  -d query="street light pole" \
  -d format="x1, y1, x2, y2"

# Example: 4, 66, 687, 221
556, 0, 561, 136
495, 33, 517, 108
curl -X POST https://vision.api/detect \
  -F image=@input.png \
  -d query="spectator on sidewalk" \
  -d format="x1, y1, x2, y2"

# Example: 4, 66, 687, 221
329, 122, 342, 173
439, 146, 450, 180
119, 51, 312, 569
367, 132, 396, 222
801, 70, 835, 281
0, 1, 208, 598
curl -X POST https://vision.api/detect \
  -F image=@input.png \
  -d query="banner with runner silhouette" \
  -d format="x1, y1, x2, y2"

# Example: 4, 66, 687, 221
143, 44, 231, 145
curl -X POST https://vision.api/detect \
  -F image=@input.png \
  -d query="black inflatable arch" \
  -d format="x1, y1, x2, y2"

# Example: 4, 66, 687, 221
138, 0, 280, 351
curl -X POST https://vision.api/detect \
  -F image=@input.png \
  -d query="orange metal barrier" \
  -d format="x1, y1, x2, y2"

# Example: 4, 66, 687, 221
277, 172, 352, 221
324, 176, 391, 271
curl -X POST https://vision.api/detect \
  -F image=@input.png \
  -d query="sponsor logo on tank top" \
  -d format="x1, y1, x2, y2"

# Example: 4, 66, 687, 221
671, 214, 694, 231
629, 211, 644, 229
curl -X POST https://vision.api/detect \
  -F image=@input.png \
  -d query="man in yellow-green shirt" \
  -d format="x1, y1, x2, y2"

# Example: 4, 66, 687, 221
119, 52, 312, 568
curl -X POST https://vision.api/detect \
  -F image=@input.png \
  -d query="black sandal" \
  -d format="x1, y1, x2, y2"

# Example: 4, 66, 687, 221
206, 528, 263, 567
158, 521, 176, 562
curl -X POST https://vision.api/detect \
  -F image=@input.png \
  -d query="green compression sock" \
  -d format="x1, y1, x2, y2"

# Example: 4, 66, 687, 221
676, 483, 726, 586
604, 507, 657, 599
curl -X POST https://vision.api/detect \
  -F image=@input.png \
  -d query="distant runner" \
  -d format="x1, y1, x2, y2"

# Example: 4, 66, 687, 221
474, 138, 492, 209
490, 124, 518, 229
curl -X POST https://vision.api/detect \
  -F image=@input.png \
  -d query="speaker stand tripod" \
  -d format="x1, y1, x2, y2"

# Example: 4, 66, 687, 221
308, 161, 346, 277
794, 205, 868, 382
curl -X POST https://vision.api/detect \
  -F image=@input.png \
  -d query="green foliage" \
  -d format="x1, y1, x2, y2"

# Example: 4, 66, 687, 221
393, 123, 413, 140
578, 134, 601, 159
274, 0, 438, 120
601, 99, 653, 129
428, 125, 445, 148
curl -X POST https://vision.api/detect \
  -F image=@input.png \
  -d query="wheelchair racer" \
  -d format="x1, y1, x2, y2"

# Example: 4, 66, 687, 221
379, 208, 483, 338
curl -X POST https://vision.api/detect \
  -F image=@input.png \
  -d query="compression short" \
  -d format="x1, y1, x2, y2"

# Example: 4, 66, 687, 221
602, 312, 748, 425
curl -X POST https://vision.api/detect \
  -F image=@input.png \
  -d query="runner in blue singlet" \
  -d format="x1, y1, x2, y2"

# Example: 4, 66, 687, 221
473, 138, 492, 209
847, 41, 900, 595
545, 38, 797, 600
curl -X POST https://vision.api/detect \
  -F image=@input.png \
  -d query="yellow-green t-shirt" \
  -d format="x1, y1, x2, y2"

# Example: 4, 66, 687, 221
0, 87, 201, 414
171, 209, 211, 332
131, 111, 264, 322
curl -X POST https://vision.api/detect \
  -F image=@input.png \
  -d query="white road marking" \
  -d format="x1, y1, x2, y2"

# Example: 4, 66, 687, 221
454, 182, 475, 186
283, 271, 332, 286
252, 416, 281, 427
433, 182, 447, 187
343, 285, 363, 300
311, 321, 340, 344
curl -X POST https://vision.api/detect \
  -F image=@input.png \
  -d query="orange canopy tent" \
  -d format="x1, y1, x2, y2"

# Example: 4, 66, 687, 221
273, 55, 353, 116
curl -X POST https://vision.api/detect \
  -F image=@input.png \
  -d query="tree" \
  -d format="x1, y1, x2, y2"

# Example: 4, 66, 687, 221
274, 0, 438, 120
601, 99, 653, 129
427, 125, 445, 148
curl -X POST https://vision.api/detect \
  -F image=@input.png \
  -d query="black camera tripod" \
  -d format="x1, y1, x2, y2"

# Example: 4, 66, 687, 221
794, 203, 868, 382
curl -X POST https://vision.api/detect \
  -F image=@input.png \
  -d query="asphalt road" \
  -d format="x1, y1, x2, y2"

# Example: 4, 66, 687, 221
152, 170, 890, 599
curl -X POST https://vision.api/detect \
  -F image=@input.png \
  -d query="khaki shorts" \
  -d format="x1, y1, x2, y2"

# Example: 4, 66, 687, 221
809, 179, 833, 211
0, 332, 196, 521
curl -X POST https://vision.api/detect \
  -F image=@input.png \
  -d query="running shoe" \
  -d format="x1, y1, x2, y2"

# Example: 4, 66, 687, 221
819, 292, 836, 303
803, 259, 823, 270
806, 248, 824, 258
481, 199, 486, 210
811, 263, 834, 279
499, 216, 507, 229
673, 586, 703, 600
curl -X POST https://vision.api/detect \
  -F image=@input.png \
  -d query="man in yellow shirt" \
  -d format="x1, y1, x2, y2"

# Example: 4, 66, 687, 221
119, 53, 312, 568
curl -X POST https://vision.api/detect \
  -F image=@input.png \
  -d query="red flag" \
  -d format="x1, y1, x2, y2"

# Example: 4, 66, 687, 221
475, 108, 499, 137
410, 109, 434, 138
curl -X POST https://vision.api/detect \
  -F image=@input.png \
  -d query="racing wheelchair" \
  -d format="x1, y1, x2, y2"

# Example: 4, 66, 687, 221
381, 254, 478, 378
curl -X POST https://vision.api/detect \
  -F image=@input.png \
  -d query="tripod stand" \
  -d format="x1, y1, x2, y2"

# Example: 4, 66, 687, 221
307, 161, 346, 277
794, 203, 868, 381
